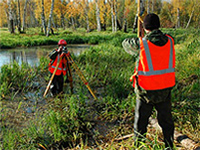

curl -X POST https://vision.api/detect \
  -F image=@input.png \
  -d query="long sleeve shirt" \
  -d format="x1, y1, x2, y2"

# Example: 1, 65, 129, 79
122, 29, 169, 56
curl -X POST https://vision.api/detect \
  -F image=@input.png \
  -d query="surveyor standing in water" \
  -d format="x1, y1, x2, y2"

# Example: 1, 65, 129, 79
48, 39, 70, 96
122, 13, 176, 150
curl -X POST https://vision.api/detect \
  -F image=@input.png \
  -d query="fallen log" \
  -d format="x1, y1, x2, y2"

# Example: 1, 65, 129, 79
115, 118, 200, 150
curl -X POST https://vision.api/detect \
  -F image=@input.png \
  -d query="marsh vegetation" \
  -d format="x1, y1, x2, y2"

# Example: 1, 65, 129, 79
0, 28, 199, 149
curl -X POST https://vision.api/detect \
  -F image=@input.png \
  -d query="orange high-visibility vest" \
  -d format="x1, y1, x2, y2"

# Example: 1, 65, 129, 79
48, 53, 67, 76
131, 35, 175, 90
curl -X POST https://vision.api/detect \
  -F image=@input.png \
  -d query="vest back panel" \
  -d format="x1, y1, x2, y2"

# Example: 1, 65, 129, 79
136, 35, 175, 90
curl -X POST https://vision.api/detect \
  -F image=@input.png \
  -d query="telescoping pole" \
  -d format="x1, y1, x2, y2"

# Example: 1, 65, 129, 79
137, 0, 141, 37
43, 56, 62, 97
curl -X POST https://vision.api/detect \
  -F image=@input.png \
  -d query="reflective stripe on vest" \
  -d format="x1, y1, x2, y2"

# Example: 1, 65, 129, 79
135, 35, 176, 90
51, 66, 64, 71
48, 54, 67, 75
138, 37, 175, 76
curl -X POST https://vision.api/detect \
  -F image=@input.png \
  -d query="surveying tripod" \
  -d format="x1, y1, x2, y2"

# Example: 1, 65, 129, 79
43, 52, 97, 100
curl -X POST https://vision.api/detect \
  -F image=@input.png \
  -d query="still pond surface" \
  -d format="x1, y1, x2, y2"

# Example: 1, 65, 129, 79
0, 44, 90, 69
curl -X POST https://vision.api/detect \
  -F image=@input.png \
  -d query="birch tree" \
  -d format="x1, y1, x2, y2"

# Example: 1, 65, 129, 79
184, 0, 199, 28
185, 7, 194, 29
66, 0, 76, 30
46, 0, 55, 36
147, 0, 150, 14
60, 0, 65, 29
95, 0, 101, 31
152, 0, 154, 13
83, 0, 90, 32
22, 0, 28, 32
29, 2, 38, 27
176, 7, 180, 28
114, 0, 118, 32
41, 0, 47, 35
8, 0, 14, 33
110, 0, 115, 32
86, 1, 90, 32
123, 0, 133, 32
17, 0, 21, 33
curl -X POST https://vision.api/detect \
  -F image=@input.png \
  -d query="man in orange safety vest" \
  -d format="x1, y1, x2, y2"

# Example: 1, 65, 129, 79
48, 39, 70, 96
122, 13, 175, 150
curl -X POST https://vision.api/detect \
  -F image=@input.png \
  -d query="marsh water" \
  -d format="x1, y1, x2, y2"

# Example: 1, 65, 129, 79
0, 44, 91, 69
1, 44, 116, 144
1, 44, 94, 128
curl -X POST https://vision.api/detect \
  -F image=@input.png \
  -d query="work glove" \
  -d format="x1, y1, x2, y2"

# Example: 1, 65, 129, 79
57, 46, 63, 53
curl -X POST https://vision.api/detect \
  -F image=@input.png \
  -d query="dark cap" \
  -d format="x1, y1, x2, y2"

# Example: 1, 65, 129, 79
143, 13, 160, 30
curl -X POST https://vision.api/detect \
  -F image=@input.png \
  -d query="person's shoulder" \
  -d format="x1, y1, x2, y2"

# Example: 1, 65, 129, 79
164, 33, 174, 39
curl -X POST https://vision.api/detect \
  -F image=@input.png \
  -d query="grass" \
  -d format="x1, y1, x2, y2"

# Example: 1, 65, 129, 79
0, 27, 200, 149
0, 28, 134, 49
171, 29, 200, 139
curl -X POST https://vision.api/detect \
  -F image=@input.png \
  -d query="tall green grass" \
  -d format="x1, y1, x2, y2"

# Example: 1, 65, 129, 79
1, 28, 199, 149
171, 29, 200, 139
0, 57, 49, 96
0, 28, 135, 49
1, 95, 93, 149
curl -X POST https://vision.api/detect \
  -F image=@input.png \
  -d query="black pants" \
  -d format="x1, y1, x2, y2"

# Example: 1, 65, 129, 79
50, 74, 64, 96
134, 97, 174, 148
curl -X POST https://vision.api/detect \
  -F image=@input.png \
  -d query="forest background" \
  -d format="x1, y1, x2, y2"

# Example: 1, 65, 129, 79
0, 0, 199, 35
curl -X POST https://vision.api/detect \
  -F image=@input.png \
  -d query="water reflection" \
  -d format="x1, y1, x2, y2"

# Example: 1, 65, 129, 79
0, 44, 90, 69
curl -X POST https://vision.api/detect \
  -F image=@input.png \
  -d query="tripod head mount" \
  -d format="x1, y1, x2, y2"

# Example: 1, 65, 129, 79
62, 46, 68, 54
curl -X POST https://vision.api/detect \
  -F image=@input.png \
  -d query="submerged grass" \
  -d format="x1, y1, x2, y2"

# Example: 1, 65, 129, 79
0, 28, 199, 149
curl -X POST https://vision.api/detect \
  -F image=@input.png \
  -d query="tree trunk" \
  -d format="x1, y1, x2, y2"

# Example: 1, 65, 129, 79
114, 0, 118, 32
30, 6, 38, 28
185, 7, 195, 29
71, 17, 76, 30
22, 0, 28, 32
117, 20, 122, 30
123, 19, 127, 33
85, 0, 90, 32
111, 0, 115, 32
51, 15, 56, 29
61, 13, 65, 29
176, 8, 180, 28
133, 15, 138, 33
17, 0, 21, 33
41, 0, 47, 35
4, 9, 9, 28
60, 0, 65, 29
95, 0, 101, 32
8, 0, 15, 33
147, 0, 150, 14
46, 0, 55, 37
102, 0, 107, 31
152, 0, 154, 13
86, 14, 90, 32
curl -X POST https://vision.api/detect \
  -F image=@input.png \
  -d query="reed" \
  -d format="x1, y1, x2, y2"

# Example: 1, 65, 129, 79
1, 28, 199, 149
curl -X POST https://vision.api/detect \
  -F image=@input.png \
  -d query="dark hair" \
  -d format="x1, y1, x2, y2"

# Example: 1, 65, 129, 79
143, 13, 160, 30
